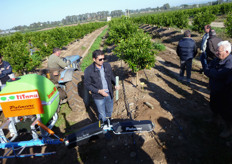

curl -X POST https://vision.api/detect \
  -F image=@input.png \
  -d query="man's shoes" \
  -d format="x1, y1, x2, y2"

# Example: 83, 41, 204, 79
186, 78, 191, 83
178, 76, 184, 81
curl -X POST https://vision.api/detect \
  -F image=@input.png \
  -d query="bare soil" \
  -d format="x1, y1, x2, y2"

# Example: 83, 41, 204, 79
2, 24, 232, 164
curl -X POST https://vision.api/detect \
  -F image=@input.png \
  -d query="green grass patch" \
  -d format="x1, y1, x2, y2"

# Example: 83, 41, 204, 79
80, 27, 108, 71
153, 42, 166, 51
55, 103, 72, 128
81, 46, 86, 50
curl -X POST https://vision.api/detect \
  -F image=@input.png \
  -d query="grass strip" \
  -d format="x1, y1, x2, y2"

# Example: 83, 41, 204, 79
55, 103, 72, 127
80, 27, 108, 71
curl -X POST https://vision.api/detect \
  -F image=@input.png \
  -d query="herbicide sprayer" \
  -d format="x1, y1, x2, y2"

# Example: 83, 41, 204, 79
0, 74, 154, 159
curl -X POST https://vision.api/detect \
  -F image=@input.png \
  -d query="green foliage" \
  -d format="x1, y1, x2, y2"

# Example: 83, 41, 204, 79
55, 103, 72, 128
131, 11, 189, 29
80, 27, 108, 71
107, 17, 156, 73
152, 42, 166, 51
0, 22, 107, 74
225, 12, 232, 37
2, 42, 33, 74
106, 16, 138, 45
114, 30, 155, 73
172, 11, 189, 29
192, 10, 216, 33
131, 3, 232, 33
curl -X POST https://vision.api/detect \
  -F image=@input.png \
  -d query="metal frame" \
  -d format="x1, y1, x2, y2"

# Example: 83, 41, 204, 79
0, 112, 60, 159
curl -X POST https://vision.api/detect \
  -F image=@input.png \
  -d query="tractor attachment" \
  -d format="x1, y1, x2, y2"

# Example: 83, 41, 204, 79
64, 119, 154, 149
0, 74, 61, 159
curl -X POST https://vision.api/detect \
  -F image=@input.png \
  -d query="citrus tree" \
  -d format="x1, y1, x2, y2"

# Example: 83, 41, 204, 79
0, 22, 106, 74
192, 10, 216, 33
225, 12, 232, 37
114, 30, 155, 73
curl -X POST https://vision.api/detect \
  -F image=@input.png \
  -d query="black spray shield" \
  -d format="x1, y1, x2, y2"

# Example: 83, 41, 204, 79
64, 121, 103, 148
112, 120, 154, 134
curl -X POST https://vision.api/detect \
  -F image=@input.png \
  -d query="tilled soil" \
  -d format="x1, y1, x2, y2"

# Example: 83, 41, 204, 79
2, 24, 232, 164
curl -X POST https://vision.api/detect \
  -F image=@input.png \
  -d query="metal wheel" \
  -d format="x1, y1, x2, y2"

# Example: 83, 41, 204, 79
65, 71, 86, 111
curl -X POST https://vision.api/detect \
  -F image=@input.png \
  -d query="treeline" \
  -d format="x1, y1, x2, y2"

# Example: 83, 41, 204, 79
131, 2, 232, 35
0, 22, 106, 74
11, 10, 124, 32
9, 1, 225, 33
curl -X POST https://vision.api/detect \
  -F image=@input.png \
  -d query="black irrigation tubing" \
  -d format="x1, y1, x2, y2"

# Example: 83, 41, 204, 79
120, 60, 140, 161
120, 60, 133, 120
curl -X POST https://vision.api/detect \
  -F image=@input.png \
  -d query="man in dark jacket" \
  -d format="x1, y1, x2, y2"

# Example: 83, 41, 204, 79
0, 54, 12, 91
176, 30, 197, 83
201, 40, 232, 138
200, 25, 211, 73
84, 50, 120, 123
201, 25, 211, 54
206, 29, 222, 63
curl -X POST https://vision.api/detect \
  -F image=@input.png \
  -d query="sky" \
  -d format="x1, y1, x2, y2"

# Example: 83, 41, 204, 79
0, 0, 210, 30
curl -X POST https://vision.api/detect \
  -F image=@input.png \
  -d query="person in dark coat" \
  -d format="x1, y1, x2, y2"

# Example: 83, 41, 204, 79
206, 29, 222, 63
201, 40, 232, 138
0, 54, 12, 91
84, 50, 120, 123
176, 30, 197, 83
199, 25, 211, 73
201, 25, 211, 55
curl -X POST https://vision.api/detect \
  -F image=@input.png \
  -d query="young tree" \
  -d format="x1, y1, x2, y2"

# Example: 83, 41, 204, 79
192, 10, 216, 33
114, 30, 155, 85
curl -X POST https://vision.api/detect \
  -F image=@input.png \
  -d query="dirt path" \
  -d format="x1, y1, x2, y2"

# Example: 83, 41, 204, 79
189, 21, 225, 28
211, 22, 224, 28
41, 26, 107, 68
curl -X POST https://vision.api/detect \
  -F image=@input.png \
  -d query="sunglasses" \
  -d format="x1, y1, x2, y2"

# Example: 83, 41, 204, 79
98, 58, 105, 61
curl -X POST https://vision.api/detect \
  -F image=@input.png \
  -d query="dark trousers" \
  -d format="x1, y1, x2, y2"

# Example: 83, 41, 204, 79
210, 92, 226, 116
210, 91, 232, 126
180, 59, 192, 79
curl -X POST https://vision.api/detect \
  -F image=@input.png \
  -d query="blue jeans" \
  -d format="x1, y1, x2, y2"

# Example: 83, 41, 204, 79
94, 96, 113, 122
180, 59, 192, 79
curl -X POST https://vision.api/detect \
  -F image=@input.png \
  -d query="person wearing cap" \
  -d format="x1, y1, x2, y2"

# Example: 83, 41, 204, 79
206, 29, 222, 63
176, 30, 197, 83
201, 41, 232, 138
0, 54, 12, 91
84, 50, 120, 124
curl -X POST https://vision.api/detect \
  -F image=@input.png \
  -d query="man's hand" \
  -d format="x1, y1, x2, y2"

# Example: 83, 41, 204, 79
98, 89, 109, 97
